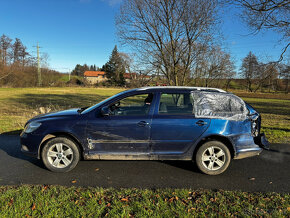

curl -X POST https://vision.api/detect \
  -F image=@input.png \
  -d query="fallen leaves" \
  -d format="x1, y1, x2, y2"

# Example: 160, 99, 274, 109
121, 198, 129, 202
31, 203, 36, 211
8, 198, 13, 206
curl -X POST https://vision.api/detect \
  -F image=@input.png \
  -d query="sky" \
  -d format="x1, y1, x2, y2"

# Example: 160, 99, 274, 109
0, 0, 287, 73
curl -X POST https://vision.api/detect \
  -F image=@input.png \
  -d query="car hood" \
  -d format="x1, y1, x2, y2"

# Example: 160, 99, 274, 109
27, 108, 80, 123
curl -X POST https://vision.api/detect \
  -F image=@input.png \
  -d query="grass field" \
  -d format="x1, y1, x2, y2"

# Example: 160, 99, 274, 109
0, 185, 289, 217
0, 87, 289, 216
0, 87, 289, 143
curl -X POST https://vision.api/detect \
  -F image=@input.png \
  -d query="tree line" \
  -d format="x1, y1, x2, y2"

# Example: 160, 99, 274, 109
114, 0, 289, 92
1, 0, 289, 91
0, 34, 62, 87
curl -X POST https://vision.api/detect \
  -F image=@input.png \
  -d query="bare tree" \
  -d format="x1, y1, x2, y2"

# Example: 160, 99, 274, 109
278, 61, 290, 93
230, 0, 290, 61
256, 62, 279, 92
116, 0, 219, 86
194, 46, 235, 88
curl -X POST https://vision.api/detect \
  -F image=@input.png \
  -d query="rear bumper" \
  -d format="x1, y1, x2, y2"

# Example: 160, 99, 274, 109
234, 147, 262, 159
234, 133, 269, 159
254, 133, 270, 150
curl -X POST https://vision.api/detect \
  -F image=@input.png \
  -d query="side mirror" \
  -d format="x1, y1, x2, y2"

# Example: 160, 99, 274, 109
101, 106, 110, 116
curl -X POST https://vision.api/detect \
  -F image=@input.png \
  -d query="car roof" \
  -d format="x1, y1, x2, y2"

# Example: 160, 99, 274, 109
135, 86, 227, 93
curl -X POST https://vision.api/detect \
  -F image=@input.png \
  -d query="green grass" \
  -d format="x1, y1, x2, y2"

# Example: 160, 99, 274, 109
0, 185, 289, 217
0, 87, 123, 133
0, 87, 289, 143
0, 89, 289, 216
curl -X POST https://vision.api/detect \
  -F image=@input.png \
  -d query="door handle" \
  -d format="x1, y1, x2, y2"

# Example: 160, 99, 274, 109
196, 120, 207, 126
137, 121, 149, 127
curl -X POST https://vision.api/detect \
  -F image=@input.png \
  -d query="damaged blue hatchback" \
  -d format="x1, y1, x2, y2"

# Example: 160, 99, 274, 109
20, 87, 269, 175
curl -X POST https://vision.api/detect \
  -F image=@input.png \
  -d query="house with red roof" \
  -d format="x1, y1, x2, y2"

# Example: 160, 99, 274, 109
84, 71, 107, 84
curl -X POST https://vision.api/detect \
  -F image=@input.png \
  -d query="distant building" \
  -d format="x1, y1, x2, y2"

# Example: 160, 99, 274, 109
84, 71, 107, 84
84, 71, 151, 85
124, 72, 151, 83
124, 73, 137, 83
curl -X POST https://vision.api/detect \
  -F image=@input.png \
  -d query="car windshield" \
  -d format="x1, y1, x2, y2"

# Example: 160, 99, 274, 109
81, 89, 131, 114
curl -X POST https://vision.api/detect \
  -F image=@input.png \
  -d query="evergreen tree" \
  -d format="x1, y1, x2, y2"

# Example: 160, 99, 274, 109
102, 45, 125, 86
71, 64, 90, 76
12, 38, 24, 63
71, 64, 82, 76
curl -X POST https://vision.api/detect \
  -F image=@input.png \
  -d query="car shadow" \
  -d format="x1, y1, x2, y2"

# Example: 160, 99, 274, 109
161, 160, 200, 173
0, 133, 46, 169
268, 148, 290, 156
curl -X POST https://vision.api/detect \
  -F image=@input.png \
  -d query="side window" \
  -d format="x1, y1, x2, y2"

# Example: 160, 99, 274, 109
109, 93, 153, 116
159, 93, 193, 115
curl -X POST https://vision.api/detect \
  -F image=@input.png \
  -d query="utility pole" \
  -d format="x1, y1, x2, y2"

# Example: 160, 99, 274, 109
34, 43, 42, 86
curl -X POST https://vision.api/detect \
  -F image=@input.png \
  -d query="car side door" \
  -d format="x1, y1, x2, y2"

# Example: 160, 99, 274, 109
86, 92, 156, 157
150, 91, 210, 157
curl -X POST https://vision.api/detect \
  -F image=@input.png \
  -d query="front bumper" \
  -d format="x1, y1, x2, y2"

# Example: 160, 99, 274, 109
20, 131, 44, 158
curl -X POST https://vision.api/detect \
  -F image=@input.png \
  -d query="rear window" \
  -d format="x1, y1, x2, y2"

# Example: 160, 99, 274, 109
159, 93, 193, 115
191, 91, 248, 121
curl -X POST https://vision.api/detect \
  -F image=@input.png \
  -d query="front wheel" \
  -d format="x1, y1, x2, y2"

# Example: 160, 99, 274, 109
41, 137, 80, 173
195, 141, 231, 175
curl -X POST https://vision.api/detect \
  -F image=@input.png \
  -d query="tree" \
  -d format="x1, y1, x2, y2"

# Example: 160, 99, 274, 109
71, 64, 90, 76
194, 46, 235, 88
89, 64, 97, 71
258, 62, 279, 92
12, 38, 29, 67
102, 46, 125, 86
240, 52, 260, 92
0, 34, 12, 66
230, 0, 290, 61
116, 0, 219, 86
279, 62, 290, 93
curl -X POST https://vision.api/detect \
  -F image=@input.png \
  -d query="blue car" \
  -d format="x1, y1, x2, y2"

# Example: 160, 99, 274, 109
20, 87, 269, 175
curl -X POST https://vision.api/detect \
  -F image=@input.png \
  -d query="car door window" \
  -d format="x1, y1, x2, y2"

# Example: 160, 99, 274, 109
159, 93, 193, 115
110, 93, 153, 116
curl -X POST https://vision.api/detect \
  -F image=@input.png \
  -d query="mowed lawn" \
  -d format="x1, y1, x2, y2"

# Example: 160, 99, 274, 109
0, 185, 289, 217
0, 88, 289, 217
0, 87, 289, 143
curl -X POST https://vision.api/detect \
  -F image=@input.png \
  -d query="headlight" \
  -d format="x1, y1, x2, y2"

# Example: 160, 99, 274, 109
24, 121, 42, 133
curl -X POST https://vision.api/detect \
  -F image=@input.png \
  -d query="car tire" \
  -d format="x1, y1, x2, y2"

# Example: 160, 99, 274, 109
195, 141, 231, 175
41, 137, 80, 173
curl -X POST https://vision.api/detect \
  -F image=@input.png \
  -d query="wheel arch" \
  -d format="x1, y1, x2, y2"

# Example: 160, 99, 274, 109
193, 135, 236, 160
38, 132, 84, 159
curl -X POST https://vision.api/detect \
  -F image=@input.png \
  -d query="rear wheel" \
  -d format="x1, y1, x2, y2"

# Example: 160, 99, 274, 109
41, 137, 80, 172
195, 141, 231, 175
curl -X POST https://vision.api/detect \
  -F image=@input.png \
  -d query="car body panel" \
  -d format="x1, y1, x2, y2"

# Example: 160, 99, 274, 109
150, 115, 210, 155
20, 86, 267, 162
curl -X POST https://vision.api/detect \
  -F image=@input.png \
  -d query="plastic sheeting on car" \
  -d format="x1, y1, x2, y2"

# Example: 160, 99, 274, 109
191, 91, 248, 121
